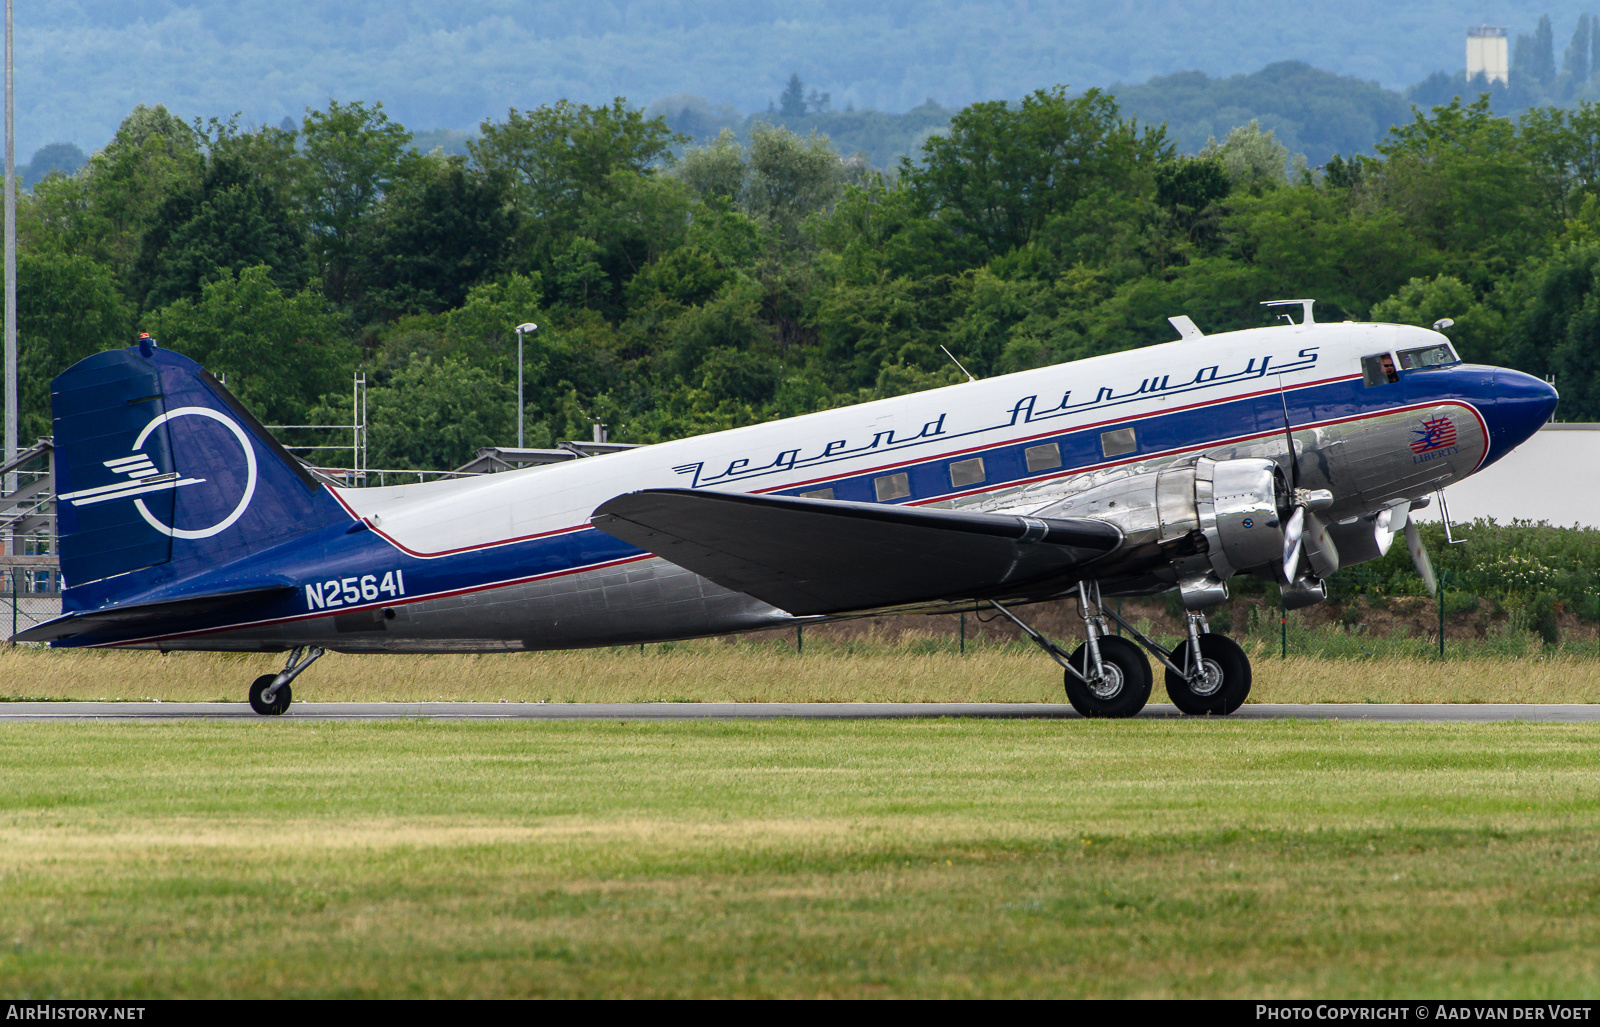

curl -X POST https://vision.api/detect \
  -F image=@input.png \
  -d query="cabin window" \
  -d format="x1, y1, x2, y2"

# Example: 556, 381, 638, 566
948, 457, 985, 488
1362, 353, 1399, 386
873, 472, 911, 501
1100, 427, 1137, 458
1398, 343, 1458, 370
1025, 442, 1062, 472
798, 487, 835, 501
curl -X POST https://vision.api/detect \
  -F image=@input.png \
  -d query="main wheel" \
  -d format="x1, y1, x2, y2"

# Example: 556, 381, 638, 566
248, 674, 292, 716
1064, 635, 1153, 718
1164, 633, 1251, 715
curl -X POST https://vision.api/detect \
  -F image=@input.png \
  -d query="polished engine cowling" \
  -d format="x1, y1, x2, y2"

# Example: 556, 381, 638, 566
1040, 457, 1290, 609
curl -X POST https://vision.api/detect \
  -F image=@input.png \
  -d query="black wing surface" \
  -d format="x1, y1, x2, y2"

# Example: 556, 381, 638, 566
591, 489, 1122, 616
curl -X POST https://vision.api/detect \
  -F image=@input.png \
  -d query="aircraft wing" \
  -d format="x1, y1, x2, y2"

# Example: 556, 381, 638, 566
12, 584, 294, 644
591, 488, 1122, 616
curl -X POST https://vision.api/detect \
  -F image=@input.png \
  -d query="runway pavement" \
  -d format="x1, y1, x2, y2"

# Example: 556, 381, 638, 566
2, 701, 1599, 722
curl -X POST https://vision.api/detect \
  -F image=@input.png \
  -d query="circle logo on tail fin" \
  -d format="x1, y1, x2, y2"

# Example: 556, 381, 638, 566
130, 407, 258, 539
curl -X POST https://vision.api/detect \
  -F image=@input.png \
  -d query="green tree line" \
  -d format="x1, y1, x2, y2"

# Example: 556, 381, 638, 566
14, 86, 1600, 472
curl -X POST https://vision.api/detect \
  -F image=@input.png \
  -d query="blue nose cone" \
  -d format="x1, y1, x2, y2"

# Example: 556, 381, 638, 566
1490, 369, 1559, 462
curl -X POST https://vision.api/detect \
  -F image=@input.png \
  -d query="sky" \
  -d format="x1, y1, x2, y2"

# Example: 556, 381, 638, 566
16, 1, 1599, 160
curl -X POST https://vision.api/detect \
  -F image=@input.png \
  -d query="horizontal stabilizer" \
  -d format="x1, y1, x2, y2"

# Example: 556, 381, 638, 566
12, 584, 293, 644
592, 489, 1122, 616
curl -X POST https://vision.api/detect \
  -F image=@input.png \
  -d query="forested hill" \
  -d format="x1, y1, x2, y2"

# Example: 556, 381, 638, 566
372, 65, 1420, 173
652, 64, 1413, 169
16, 91, 1600, 476
20, 1, 1599, 159
1112, 63, 1412, 166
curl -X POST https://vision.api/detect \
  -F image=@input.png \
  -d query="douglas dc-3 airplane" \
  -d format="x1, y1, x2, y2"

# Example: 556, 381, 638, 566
14, 299, 1557, 717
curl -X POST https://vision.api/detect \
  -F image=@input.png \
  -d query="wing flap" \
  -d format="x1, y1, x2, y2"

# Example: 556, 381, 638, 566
592, 489, 1122, 616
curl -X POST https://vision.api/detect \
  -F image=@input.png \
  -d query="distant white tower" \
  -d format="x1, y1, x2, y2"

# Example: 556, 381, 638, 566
1467, 25, 1509, 84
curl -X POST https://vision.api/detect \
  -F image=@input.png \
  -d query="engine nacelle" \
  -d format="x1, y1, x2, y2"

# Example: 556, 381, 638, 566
1194, 457, 1289, 580
1041, 456, 1289, 608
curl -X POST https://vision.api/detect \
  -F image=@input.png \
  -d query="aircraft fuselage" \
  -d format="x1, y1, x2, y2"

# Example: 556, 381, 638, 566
63, 319, 1555, 653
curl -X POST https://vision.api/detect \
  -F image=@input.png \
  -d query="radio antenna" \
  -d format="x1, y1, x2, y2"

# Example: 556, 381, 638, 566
939, 345, 977, 383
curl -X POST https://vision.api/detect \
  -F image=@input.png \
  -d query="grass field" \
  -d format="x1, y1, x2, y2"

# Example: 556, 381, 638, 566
4, 639, 1600, 704
2, 719, 1599, 998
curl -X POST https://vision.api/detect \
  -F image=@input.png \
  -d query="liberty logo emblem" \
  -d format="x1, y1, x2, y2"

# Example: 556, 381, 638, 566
1409, 415, 1457, 455
57, 406, 258, 539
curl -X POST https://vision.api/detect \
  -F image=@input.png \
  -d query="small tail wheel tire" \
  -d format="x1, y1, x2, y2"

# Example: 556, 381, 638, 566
1164, 633, 1251, 715
248, 674, 292, 716
1064, 635, 1152, 718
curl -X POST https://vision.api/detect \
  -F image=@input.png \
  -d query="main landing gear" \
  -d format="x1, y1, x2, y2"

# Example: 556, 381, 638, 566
1163, 615, 1251, 716
248, 646, 325, 716
987, 583, 1251, 718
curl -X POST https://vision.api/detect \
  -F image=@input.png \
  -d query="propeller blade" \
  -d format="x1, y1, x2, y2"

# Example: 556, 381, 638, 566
1278, 378, 1301, 488
1403, 517, 1438, 596
1302, 510, 1341, 579
1282, 505, 1306, 582
1373, 501, 1406, 556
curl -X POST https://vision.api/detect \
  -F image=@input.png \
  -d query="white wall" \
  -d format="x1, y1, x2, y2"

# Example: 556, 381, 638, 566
1416, 424, 1600, 529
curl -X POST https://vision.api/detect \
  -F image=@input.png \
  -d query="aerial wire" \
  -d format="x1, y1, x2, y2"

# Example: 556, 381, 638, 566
938, 345, 976, 382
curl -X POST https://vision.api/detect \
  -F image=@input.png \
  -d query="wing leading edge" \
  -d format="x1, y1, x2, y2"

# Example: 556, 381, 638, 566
591, 489, 1123, 616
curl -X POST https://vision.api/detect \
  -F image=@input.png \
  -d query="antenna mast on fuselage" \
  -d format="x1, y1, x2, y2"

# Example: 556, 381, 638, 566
1261, 298, 1315, 326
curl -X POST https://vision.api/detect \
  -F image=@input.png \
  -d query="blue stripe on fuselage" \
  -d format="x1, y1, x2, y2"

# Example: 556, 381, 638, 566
771, 366, 1490, 505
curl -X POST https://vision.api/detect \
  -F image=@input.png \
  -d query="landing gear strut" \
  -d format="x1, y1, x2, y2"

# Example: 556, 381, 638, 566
988, 583, 1152, 718
989, 584, 1253, 718
248, 646, 325, 716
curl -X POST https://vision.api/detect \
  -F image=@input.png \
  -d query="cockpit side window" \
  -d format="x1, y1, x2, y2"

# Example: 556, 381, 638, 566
1361, 353, 1400, 387
1397, 343, 1460, 370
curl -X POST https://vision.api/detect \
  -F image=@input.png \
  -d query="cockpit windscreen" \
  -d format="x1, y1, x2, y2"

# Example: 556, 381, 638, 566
1397, 343, 1459, 370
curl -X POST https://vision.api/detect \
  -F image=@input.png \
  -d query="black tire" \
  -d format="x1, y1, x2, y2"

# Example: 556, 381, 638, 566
1164, 633, 1251, 715
248, 674, 292, 716
1064, 635, 1152, 718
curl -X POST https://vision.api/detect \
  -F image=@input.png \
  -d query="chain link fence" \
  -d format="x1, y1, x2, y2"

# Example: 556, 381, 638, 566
1, 587, 60, 639
1178, 586, 1597, 661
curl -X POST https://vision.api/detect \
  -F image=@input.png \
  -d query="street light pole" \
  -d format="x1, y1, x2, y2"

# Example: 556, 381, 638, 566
4, 0, 15, 503
512, 323, 537, 449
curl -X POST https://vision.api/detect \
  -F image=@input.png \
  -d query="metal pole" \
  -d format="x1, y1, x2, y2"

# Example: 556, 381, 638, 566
511, 323, 536, 450
959, 612, 965, 655
1438, 569, 1446, 660
3, 0, 14, 510
1280, 593, 1287, 658
796, 624, 803, 654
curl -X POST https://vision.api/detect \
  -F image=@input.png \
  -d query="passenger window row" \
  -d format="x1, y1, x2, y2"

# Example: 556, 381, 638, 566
799, 438, 1072, 504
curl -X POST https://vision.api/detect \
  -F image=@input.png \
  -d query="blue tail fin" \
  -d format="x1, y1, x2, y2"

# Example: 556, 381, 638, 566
52, 341, 347, 609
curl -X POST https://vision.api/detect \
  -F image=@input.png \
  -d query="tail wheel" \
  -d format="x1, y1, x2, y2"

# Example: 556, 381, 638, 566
1164, 633, 1251, 715
1064, 635, 1153, 718
248, 674, 292, 716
